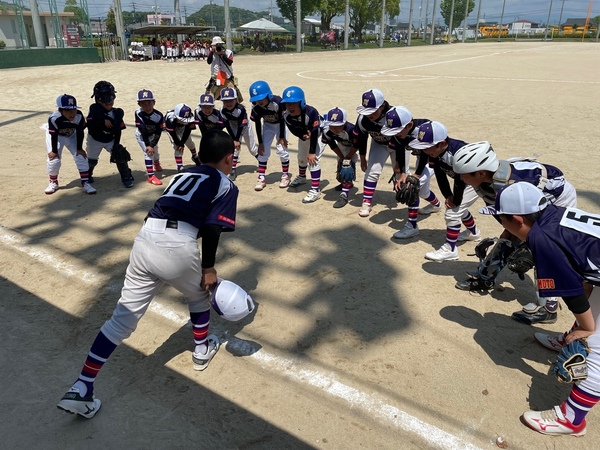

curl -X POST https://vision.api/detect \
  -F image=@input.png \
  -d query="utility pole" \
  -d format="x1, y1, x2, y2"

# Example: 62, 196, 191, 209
429, 0, 438, 45
475, 0, 483, 42
462, 0, 469, 42
558, 0, 566, 36
448, 0, 455, 43
544, 0, 553, 41
423, 0, 430, 42
498, 0, 506, 42
379, 0, 386, 48
408, 0, 414, 45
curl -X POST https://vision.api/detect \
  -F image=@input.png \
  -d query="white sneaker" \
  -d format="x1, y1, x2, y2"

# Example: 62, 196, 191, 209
393, 222, 419, 239
254, 178, 266, 191
425, 243, 459, 261
418, 203, 442, 215
522, 403, 586, 436
302, 189, 321, 203
457, 228, 481, 242
289, 175, 307, 187
192, 335, 220, 371
279, 173, 291, 188
534, 332, 565, 352
44, 182, 59, 195
57, 387, 102, 419
358, 202, 372, 217
82, 183, 97, 195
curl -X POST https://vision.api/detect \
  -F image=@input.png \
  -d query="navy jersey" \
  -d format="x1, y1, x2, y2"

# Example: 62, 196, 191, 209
86, 103, 126, 143
283, 105, 321, 153
135, 108, 164, 148
527, 206, 600, 300
164, 110, 196, 146
321, 122, 355, 151
147, 165, 238, 232
352, 104, 394, 155
47, 110, 86, 152
194, 108, 225, 135
250, 95, 286, 144
221, 103, 250, 141
477, 160, 568, 206
430, 137, 469, 203
388, 118, 430, 173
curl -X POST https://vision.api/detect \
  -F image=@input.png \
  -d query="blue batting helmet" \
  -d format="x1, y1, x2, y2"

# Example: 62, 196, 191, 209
281, 86, 306, 109
248, 80, 272, 102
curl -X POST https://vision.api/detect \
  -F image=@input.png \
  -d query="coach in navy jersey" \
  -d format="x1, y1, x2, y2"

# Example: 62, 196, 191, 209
57, 130, 238, 419
479, 183, 600, 437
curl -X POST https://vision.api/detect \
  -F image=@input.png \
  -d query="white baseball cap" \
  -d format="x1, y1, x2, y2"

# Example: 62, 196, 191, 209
409, 121, 448, 150
480, 182, 548, 215
356, 89, 385, 115
381, 106, 413, 136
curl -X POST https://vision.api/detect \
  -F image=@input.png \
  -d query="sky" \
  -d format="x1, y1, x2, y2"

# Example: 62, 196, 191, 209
41, 0, 600, 25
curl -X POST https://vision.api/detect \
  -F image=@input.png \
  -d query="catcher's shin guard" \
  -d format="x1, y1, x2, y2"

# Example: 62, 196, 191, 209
116, 162, 133, 181
472, 237, 515, 283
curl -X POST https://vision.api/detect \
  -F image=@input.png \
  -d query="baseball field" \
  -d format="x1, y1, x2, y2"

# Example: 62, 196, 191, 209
1, 41, 599, 449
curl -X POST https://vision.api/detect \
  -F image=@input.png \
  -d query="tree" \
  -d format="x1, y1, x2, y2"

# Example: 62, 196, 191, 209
64, 0, 86, 26
105, 7, 116, 35
349, 0, 400, 42
317, 0, 346, 30
276, 0, 320, 24
439, 0, 475, 30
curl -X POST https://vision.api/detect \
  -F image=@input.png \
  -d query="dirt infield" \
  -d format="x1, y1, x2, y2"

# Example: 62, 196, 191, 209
1, 42, 600, 449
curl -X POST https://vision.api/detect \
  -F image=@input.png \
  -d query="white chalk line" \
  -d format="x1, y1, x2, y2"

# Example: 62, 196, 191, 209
0, 224, 484, 449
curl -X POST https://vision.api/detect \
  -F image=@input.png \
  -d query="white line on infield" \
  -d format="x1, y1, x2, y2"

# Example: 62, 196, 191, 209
0, 224, 484, 449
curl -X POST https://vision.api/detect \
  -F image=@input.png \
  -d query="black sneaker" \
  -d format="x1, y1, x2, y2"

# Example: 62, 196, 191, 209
122, 177, 134, 188
192, 154, 201, 166
57, 387, 101, 419
455, 277, 494, 292
333, 194, 348, 208
512, 309, 558, 325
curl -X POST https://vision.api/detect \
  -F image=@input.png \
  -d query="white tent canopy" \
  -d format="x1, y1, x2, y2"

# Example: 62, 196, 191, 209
238, 18, 291, 33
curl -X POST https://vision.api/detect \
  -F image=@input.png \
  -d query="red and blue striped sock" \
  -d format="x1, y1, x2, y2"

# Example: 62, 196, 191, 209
191, 310, 210, 352
310, 169, 321, 192
75, 331, 117, 396
565, 384, 600, 425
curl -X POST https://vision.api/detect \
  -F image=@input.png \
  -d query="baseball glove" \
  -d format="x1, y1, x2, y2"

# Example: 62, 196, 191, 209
553, 338, 590, 383
506, 242, 534, 279
110, 144, 131, 164
338, 159, 355, 183
395, 175, 420, 205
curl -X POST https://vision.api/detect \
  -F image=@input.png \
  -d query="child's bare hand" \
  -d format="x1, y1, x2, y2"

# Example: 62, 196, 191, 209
48, 151, 59, 160
104, 119, 113, 128
76, 149, 87, 158
146, 146, 155, 156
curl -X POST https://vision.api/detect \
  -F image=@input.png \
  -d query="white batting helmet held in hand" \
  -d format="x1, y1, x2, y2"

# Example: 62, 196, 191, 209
211, 279, 255, 321
452, 141, 500, 174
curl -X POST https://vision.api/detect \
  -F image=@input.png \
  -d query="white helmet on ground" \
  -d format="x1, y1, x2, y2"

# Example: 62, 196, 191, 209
211, 279, 255, 321
453, 141, 500, 174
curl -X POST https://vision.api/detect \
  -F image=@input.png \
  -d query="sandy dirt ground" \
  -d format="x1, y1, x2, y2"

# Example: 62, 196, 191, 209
1, 42, 600, 449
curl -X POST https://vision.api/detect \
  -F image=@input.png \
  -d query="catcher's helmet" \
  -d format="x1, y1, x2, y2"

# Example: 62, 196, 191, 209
211, 279, 255, 322
453, 141, 499, 174
92, 80, 116, 103
137, 89, 155, 102
248, 80, 272, 102
281, 86, 306, 108
173, 103, 195, 123
56, 94, 80, 110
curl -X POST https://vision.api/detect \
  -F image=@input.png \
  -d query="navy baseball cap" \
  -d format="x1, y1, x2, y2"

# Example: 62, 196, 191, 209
480, 182, 548, 216
137, 89, 155, 102
220, 88, 237, 100
56, 94, 80, 110
356, 89, 385, 115
174, 103, 195, 123
409, 121, 448, 150
381, 106, 413, 136
198, 94, 215, 106
326, 107, 347, 126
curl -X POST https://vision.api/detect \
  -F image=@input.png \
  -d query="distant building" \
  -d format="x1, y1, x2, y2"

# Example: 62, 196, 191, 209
0, 9, 75, 48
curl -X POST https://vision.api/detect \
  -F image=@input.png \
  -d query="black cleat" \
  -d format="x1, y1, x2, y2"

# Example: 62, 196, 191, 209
511, 309, 558, 325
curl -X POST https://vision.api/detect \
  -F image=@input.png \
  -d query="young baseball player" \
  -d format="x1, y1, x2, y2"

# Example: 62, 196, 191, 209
57, 130, 242, 419
380, 107, 443, 238
321, 107, 358, 208
134, 89, 165, 186
352, 89, 395, 217
452, 141, 577, 325
408, 121, 481, 261
86, 81, 134, 188
44, 94, 96, 195
194, 93, 225, 139
220, 87, 258, 181
478, 183, 600, 437
164, 103, 200, 172
280, 86, 326, 203
248, 80, 291, 191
